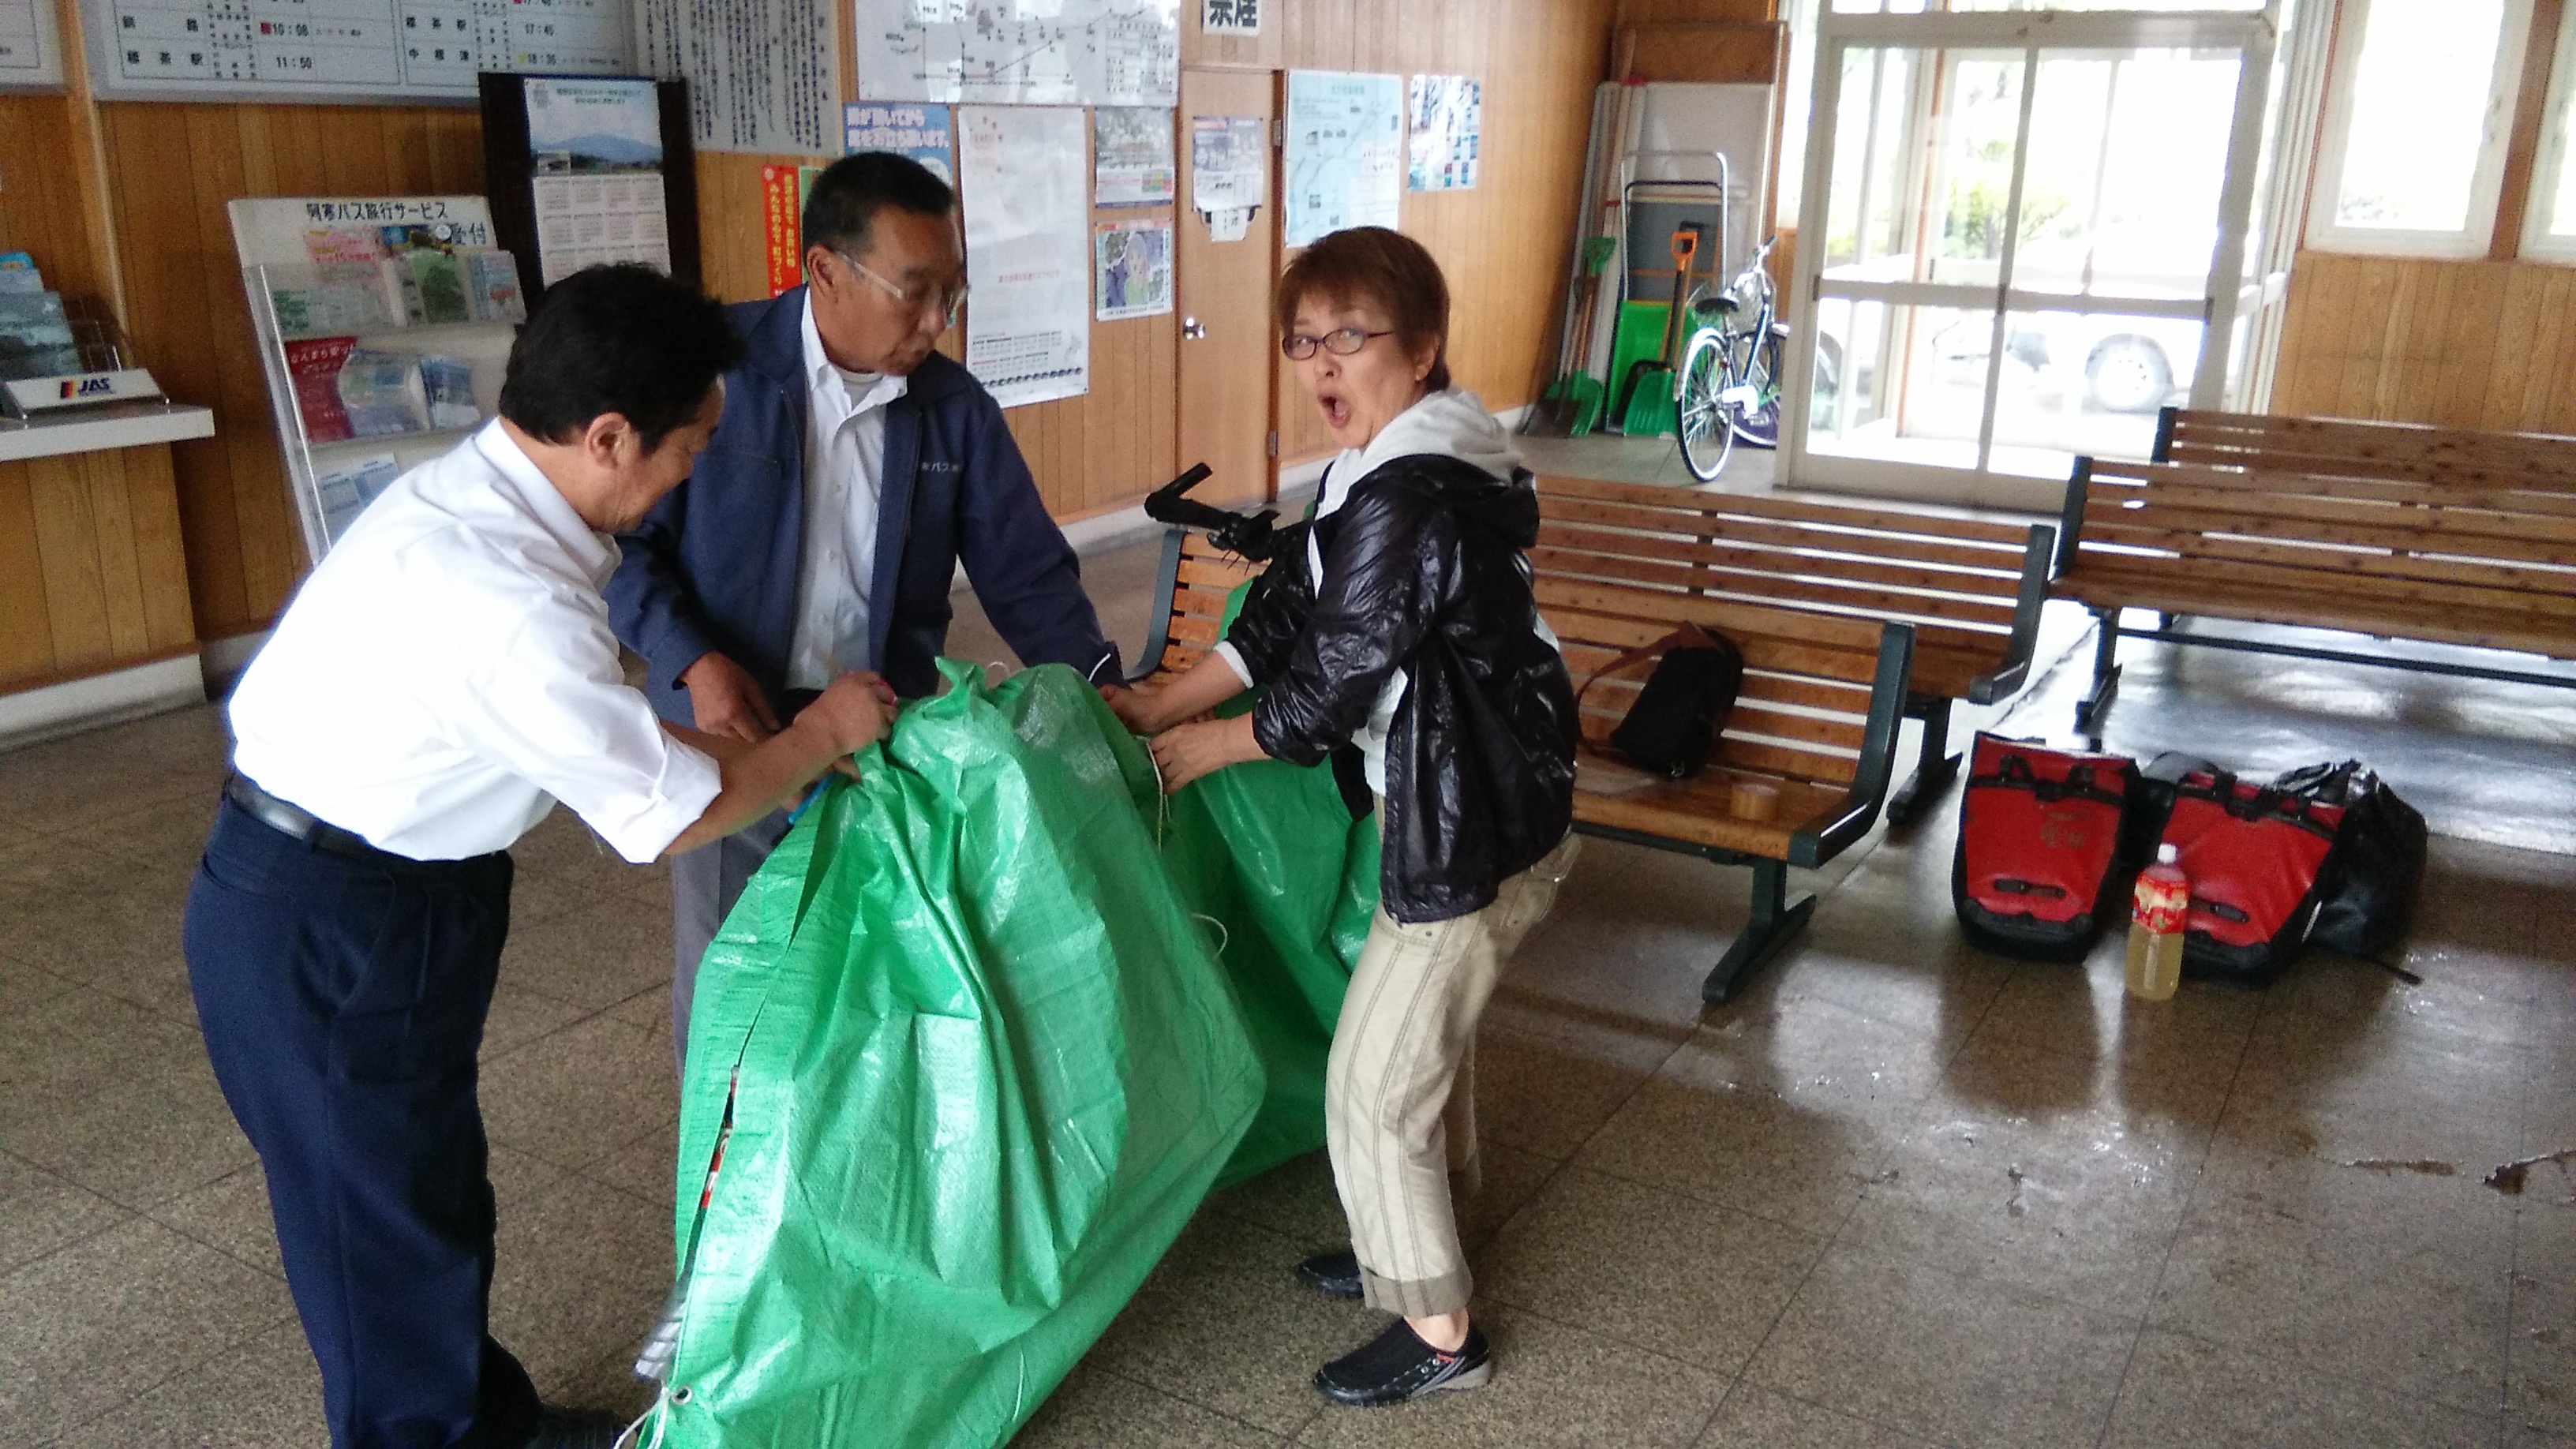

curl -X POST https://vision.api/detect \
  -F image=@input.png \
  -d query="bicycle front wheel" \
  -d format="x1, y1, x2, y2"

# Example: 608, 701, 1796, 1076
1677, 331, 1735, 482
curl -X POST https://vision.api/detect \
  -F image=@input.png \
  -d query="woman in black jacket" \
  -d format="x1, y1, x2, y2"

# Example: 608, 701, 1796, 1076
1105, 226, 1579, 1407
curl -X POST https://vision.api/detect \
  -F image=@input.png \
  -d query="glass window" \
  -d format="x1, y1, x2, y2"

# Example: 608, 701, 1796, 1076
2310, 0, 2533, 255
2523, 7, 2576, 261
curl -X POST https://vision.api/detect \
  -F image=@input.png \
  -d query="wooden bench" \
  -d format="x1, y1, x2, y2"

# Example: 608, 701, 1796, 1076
2057, 420, 2576, 727
1133, 525, 1918, 1004
1534, 475, 2054, 824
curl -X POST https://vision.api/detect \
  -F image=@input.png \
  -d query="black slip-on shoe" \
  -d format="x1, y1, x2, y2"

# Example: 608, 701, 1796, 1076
1295, 1248, 1365, 1301
523, 1405, 626, 1449
1313, 1320, 1492, 1406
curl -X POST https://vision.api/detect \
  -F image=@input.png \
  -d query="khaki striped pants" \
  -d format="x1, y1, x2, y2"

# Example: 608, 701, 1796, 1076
1326, 826, 1580, 1317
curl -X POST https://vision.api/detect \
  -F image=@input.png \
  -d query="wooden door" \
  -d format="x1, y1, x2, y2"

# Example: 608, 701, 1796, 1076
1177, 69, 1279, 508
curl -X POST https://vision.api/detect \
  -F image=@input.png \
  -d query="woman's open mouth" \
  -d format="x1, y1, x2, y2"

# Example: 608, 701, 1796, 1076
1319, 390, 1352, 430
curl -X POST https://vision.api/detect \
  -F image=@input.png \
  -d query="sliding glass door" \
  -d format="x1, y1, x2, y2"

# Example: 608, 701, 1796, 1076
1780, 6, 2278, 507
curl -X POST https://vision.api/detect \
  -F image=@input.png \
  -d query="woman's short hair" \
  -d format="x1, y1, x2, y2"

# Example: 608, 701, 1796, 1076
1275, 227, 1452, 393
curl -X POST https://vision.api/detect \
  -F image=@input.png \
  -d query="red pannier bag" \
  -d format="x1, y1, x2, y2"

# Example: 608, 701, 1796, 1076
2158, 769, 2345, 987
1952, 734, 2142, 961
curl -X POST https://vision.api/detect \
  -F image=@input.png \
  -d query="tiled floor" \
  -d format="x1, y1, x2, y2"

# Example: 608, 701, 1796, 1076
4, 504, 2572, 1447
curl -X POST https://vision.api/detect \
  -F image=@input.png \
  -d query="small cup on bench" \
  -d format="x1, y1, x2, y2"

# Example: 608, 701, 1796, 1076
1729, 781, 1780, 823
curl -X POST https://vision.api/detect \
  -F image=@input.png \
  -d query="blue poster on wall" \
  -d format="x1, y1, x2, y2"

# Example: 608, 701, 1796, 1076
845, 102, 957, 185
1284, 71, 1402, 246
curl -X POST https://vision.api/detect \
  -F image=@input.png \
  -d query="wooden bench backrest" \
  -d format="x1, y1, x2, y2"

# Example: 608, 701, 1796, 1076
1141, 522, 1906, 796
2067, 456, 2576, 620
1144, 530, 1265, 679
2158, 409, 2576, 500
1542, 576, 1901, 792
1536, 474, 2044, 698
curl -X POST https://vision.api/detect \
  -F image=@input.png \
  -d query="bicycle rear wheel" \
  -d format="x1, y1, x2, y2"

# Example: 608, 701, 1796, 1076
1677, 331, 1735, 482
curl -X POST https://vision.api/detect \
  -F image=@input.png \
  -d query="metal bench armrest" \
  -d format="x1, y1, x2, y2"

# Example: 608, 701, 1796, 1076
1966, 522, 2056, 705
1789, 620, 1915, 867
2055, 457, 2091, 578
1129, 529, 1188, 685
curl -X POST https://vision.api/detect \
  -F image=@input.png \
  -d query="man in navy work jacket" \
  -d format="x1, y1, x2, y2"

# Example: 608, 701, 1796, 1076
608, 152, 1120, 1067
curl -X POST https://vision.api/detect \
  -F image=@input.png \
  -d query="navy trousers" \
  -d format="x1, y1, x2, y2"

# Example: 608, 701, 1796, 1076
184, 796, 540, 1449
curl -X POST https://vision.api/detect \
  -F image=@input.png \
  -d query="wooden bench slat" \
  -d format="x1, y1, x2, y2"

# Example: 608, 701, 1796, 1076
1540, 493, 2025, 575
1176, 556, 1263, 590
2088, 477, 2576, 554
2074, 528, 2576, 617
1536, 519, 2024, 600
2125, 456, 2576, 518
2056, 566, 2576, 659
1540, 473, 2035, 547
2166, 414, 2576, 482
2078, 521, 2576, 604
1530, 542, 2020, 631
2086, 488, 2576, 571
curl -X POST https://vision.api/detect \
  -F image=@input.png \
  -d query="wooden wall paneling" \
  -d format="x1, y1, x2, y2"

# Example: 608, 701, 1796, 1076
1616, 0, 1774, 26
26, 454, 112, 667
2270, 250, 2576, 431
695, 152, 830, 305
0, 464, 51, 682
0, 95, 104, 301
123, 444, 196, 651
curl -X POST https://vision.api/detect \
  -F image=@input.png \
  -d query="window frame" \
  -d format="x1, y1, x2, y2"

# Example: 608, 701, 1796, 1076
2521, 1, 2576, 261
2305, 0, 2536, 257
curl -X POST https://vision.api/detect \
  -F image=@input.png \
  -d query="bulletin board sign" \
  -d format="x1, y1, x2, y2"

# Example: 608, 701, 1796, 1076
0, 0, 63, 88
84, 0, 631, 103
761, 163, 820, 298
477, 73, 701, 310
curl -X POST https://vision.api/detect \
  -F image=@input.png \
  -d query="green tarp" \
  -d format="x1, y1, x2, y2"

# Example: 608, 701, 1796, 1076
646, 655, 1373, 1447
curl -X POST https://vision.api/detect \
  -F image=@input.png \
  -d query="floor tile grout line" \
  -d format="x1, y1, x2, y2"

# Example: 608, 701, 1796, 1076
25, 1305, 303, 1449
2087, 964, 2275, 1449
1095, 1361, 1309, 1444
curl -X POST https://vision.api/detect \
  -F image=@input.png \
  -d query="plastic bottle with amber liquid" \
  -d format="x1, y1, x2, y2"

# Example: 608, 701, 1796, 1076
2125, 844, 2188, 1001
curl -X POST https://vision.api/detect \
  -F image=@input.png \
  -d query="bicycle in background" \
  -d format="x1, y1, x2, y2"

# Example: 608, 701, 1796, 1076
1675, 234, 1785, 482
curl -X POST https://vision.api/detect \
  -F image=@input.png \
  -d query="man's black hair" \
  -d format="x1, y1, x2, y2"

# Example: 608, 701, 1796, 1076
498, 264, 743, 454
801, 152, 956, 260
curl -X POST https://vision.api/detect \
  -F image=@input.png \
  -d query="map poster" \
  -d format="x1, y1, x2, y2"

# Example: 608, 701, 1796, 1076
1406, 75, 1481, 192
845, 102, 956, 183
854, 0, 1180, 107
960, 107, 1091, 408
1094, 107, 1177, 207
1284, 71, 1402, 246
1095, 219, 1174, 321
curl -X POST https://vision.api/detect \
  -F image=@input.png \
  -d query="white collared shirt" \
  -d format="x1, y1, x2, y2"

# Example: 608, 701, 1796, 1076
228, 422, 721, 863
784, 294, 910, 690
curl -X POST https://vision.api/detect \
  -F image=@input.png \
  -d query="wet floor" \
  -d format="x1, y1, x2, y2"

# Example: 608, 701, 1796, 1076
2, 519, 2569, 1447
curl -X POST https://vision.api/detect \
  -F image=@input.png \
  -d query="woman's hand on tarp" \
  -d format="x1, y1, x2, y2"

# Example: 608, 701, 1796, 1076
1149, 715, 1266, 793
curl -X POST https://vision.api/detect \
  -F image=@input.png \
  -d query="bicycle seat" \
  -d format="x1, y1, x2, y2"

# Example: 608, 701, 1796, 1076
1690, 294, 1739, 320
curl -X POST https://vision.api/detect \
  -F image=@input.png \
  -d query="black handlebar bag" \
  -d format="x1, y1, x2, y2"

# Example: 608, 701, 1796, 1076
1951, 733, 2144, 961
2159, 769, 2346, 987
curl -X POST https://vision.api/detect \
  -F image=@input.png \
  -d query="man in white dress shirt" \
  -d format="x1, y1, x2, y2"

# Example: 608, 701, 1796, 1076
186, 266, 893, 1449
608, 153, 1120, 1069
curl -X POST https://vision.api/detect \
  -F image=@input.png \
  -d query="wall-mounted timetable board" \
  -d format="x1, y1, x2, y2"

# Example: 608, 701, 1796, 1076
86, 0, 630, 102
0, 0, 64, 87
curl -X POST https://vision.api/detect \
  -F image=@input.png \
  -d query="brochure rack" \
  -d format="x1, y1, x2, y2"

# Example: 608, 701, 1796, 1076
228, 196, 526, 562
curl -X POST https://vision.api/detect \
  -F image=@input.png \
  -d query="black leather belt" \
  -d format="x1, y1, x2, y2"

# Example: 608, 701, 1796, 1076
225, 774, 415, 865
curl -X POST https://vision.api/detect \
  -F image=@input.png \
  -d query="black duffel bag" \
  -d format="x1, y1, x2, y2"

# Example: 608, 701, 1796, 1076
2274, 760, 2428, 964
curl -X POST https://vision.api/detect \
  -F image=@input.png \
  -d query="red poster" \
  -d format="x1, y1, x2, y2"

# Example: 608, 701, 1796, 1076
762, 165, 804, 298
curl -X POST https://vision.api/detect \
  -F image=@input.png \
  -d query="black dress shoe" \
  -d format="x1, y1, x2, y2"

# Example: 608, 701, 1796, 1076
523, 1404, 627, 1449
1313, 1319, 1492, 1406
1295, 1248, 1365, 1300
